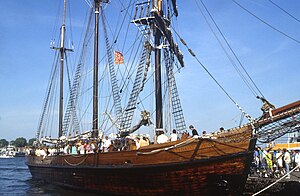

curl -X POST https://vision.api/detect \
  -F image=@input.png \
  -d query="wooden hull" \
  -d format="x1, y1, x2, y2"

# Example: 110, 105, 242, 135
27, 137, 256, 195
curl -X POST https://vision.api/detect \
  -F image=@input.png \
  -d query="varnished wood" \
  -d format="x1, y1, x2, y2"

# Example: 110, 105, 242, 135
27, 130, 256, 195
258, 99, 300, 126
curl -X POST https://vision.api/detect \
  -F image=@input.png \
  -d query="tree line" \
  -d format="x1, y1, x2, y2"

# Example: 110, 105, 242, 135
0, 137, 37, 148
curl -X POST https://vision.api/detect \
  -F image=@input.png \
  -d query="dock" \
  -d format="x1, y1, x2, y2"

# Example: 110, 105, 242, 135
244, 171, 300, 195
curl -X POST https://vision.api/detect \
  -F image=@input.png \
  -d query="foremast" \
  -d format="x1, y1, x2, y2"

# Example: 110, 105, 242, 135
58, 0, 67, 137
51, 0, 74, 137
153, 0, 163, 130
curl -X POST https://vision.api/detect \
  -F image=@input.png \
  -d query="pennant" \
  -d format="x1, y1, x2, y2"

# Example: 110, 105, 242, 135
114, 50, 124, 64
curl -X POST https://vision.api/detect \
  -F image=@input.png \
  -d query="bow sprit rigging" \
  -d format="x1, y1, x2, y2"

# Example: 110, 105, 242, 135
256, 100, 300, 143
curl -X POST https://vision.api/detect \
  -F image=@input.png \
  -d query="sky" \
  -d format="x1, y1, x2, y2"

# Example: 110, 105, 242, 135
0, 0, 299, 141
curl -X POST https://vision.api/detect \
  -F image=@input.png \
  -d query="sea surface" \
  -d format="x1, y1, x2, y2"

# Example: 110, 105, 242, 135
0, 157, 98, 196
2, 157, 300, 195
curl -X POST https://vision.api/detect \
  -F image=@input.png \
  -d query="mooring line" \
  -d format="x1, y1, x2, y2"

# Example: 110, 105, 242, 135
252, 164, 300, 196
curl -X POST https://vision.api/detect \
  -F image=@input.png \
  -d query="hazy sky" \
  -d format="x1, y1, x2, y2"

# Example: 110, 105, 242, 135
0, 0, 299, 141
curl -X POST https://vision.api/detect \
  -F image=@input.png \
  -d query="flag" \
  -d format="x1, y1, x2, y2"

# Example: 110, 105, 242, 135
114, 50, 124, 64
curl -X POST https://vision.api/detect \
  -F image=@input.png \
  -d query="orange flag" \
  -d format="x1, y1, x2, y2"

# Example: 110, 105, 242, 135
114, 50, 124, 64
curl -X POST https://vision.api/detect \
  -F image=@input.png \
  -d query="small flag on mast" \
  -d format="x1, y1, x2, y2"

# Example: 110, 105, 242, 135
114, 50, 124, 64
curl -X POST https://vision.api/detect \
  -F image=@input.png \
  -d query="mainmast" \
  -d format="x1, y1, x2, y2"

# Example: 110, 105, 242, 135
58, 0, 67, 137
92, 0, 100, 138
92, 0, 109, 138
153, 0, 163, 130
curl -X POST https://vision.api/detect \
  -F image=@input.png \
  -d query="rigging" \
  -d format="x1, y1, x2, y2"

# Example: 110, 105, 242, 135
268, 0, 300, 23
231, 0, 300, 44
170, 24, 255, 125
196, 0, 265, 99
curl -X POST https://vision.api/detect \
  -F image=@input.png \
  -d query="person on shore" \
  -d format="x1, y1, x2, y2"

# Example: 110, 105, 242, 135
276, 148, 283, 168
266, 149, 273, 173
283, 148, 291, 179
189, 125, 199, 136
295, 150, 300, 171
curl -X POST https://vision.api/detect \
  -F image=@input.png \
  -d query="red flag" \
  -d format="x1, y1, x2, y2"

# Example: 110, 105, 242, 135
114, 50, 124, 64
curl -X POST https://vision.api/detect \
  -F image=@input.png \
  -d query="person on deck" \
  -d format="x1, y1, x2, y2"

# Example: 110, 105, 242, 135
63, 143, 71, 154
78, 141, 85, 154
71, 143, 77, 155
134, 137, 141, 150
102, 136, 111, 152
170, 129, 178, 142
189, 125, 199, 136
139, 137, 149, 147
157, 131, 169, 144
219, 127, 225, 133
181, 130, 190, 139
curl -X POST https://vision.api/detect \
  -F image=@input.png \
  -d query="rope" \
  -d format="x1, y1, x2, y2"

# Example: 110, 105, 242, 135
169, 21, 255, 125
197, 0, 265, 98
137, 137, 197, 155
64, 155, 88, 166
268, 0, 300, 23
231, 0, 300, 44
69, 154, 85, 158
136, 133, 250, 155
257, 106, 300, 143
252, 164, 300, 196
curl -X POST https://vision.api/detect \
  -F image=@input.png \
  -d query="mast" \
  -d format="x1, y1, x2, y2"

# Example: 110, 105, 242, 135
153, 0, 163, 130
58, 0, 67, 137
92, 0, 100, 138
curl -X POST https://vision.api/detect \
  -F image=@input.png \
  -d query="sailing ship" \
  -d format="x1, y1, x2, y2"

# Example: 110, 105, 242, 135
27, 0, 300, 195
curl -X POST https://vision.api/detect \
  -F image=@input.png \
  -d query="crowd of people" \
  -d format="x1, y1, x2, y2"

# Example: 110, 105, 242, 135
32, 126, 192, 157
31, 124, 232, 158
252, 147, 300, 179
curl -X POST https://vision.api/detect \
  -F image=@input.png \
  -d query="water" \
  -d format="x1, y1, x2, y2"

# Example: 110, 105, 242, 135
0, 157, 98, 196
2, 157, 300, 195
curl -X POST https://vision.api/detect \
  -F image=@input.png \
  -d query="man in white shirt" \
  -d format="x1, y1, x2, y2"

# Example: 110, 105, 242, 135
283, 148, 291, 179
157, 131, 169, 144
170, 129, 178, 142
102, 136, 111, 152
